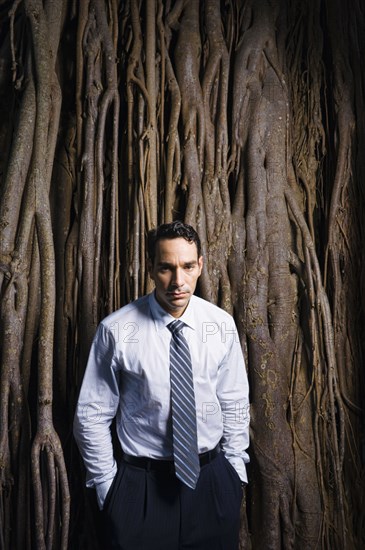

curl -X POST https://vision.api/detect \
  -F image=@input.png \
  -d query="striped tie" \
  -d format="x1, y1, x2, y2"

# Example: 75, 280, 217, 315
167, 320, 200, 489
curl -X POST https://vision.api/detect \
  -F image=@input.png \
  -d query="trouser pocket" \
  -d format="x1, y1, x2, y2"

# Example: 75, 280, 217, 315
103, 462, 126, 514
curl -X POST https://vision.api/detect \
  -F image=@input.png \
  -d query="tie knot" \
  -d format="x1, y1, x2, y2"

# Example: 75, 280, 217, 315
167, 320, 185, 335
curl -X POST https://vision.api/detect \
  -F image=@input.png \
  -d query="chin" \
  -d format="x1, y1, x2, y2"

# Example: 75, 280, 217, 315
170, 296, 188, 304
168, 298, 188, 309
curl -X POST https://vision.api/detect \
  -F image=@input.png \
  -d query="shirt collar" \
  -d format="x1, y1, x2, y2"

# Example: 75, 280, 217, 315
148, 291, 196, 332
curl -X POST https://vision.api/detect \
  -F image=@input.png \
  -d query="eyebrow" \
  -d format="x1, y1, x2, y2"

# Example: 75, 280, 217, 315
157, 261, 198, 268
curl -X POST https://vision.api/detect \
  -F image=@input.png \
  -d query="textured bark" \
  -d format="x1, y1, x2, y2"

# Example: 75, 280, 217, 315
0, 1, 364, 548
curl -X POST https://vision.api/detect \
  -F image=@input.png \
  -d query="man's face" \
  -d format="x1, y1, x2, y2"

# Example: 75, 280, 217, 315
148, 237, 203, 318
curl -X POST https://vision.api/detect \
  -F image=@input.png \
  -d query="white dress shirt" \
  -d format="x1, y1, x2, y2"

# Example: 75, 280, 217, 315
74, 292, 250, 508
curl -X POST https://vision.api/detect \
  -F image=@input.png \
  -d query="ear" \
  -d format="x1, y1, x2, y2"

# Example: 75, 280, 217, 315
147, 258, 155, 281
198, 255, 203, 275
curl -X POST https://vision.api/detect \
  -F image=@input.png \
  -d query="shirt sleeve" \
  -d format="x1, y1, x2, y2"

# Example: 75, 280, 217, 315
216, 319, 250, 483
73, 323, 120, 509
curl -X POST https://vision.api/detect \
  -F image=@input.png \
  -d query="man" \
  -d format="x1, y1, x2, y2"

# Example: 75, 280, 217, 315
74, 221, 250, 549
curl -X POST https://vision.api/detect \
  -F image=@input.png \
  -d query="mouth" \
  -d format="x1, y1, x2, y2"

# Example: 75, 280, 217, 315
167, 291, 188, 298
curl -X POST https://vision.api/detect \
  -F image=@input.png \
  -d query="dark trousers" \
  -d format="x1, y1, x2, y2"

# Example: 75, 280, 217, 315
103, 451, 243, 550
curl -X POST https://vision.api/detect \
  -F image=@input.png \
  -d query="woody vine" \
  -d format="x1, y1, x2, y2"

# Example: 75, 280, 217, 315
0, 0, 364, 548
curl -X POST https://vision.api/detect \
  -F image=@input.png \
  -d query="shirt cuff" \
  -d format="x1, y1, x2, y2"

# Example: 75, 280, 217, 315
96, 478, 114, 510
224, 454, 248, 484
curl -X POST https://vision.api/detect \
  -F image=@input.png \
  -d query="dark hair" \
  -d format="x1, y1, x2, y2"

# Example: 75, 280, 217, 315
147, 221, 202, 264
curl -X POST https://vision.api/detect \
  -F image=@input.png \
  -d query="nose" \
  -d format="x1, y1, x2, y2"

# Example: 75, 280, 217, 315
171, 267, 184, 288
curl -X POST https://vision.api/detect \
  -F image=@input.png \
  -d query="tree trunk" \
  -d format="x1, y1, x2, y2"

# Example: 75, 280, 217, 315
0, 1, 364, 548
